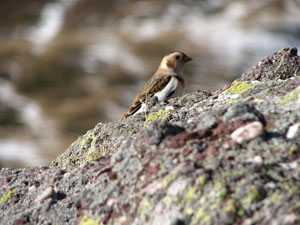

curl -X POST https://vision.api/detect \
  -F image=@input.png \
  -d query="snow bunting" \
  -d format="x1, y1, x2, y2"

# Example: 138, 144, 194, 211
121, 52, 192, 120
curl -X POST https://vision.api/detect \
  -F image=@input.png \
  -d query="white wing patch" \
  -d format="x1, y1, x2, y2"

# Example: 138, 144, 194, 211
155, 77, 180, 102
133, 102, 147, 115
133, 77, 183, 116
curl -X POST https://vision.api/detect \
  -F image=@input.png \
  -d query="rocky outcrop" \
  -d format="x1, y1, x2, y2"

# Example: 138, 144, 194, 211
1, 48, 300, 225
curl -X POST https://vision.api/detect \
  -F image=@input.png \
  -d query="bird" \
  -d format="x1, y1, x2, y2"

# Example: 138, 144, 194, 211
121, 51, 192, 120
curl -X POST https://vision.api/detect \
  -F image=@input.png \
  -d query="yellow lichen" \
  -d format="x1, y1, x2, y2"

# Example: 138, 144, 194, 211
191, 207, 211, 225
223, 199, 236, 213
214, 183, 229, 200
144, 109, 171, 127
293, 201, 300, 211
228, 99, 237, 104
222, 169, 244, 178
237, 208, 245, 217
139, 198, 150, 221
288, 145, 298, 154
79, 215, 100, 225
0, 188, 17, 204
162, 195, 172, 204
226, 82, 254, 95
276, 88, 300, 105
80, 131, 96, 150
198, 176, 207, 189
163, 170, 179, 188
269, 192, 283, 203
241, 185, 265, 205
84, 148, 100, 162
223, 198, 244, 217
186, 187, 197, 202
52, 157, 62, 167
78, 130, 101, 163
186, 207, 194, 215
280, 180, 300, 194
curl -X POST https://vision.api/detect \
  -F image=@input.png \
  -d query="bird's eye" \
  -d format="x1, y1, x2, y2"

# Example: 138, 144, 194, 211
175, 55, 181, 60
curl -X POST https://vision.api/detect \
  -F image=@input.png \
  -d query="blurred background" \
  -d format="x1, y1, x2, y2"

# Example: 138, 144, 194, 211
0, 0, 300, 168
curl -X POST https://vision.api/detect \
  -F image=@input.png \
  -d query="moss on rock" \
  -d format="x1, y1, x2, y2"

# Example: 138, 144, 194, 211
276, 87, 300, 105
79, 216, 100, 225
226, 81, 254, 95
0, 188, 17, 204
144, 109, 171, 127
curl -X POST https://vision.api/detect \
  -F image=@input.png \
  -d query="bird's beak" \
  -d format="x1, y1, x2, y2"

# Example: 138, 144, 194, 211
183, 55, 193, 62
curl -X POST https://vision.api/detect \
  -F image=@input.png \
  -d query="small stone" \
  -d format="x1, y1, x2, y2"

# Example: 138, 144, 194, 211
165, 106, 174, 111
231, 121, 264, 144
13, 218, 26, 225
246, 155, 263, 166
282, 213, 297, 224
107, 198, 116, 207
119, 216, 127, 223
28, 185, 37, 192
34, 186, 53, 204
63, 172, 71, 179
182, 149, 192, 157
286, 122, 300, 139
222, 142, 231, 150
187, 119, 193, 123
141, 180, 163, 195
205, 145, 219, 157
109, 171, 118, 180
252, 155, 263, 165
280, 161, 298, 170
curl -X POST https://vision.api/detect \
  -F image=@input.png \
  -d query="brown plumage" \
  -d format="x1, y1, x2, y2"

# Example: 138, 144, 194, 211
121, 52, 192, 120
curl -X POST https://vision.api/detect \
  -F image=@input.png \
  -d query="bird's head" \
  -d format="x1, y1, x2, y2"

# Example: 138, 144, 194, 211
159, 51, 192, 74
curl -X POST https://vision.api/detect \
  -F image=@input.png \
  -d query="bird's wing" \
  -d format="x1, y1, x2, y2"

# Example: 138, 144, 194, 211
147, 75, 173, 99
121, 75, 172, 119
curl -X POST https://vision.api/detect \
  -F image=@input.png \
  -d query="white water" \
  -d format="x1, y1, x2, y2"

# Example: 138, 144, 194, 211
0, 80, 61, 167
26, 0, 79, 54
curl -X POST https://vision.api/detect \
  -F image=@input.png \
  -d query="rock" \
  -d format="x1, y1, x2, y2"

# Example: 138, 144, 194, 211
34, 186, 53, 205
231, 121, 265, 144
237, 47, 300, 81
1, 48, 300, 225
286, 122, 300, 139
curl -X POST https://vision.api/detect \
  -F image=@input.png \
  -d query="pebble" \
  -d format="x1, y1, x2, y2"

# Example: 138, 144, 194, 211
28, 185, 37, 192
141, 180, 163, 195
165, 106, 174, 111
231, 121, 264, 144
286, 122, 300, 139
34, 186, 53, 204
246, 155, 263, 166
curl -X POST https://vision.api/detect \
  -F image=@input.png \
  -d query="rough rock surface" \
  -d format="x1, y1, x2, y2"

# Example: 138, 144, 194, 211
1, 47, 300, 225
